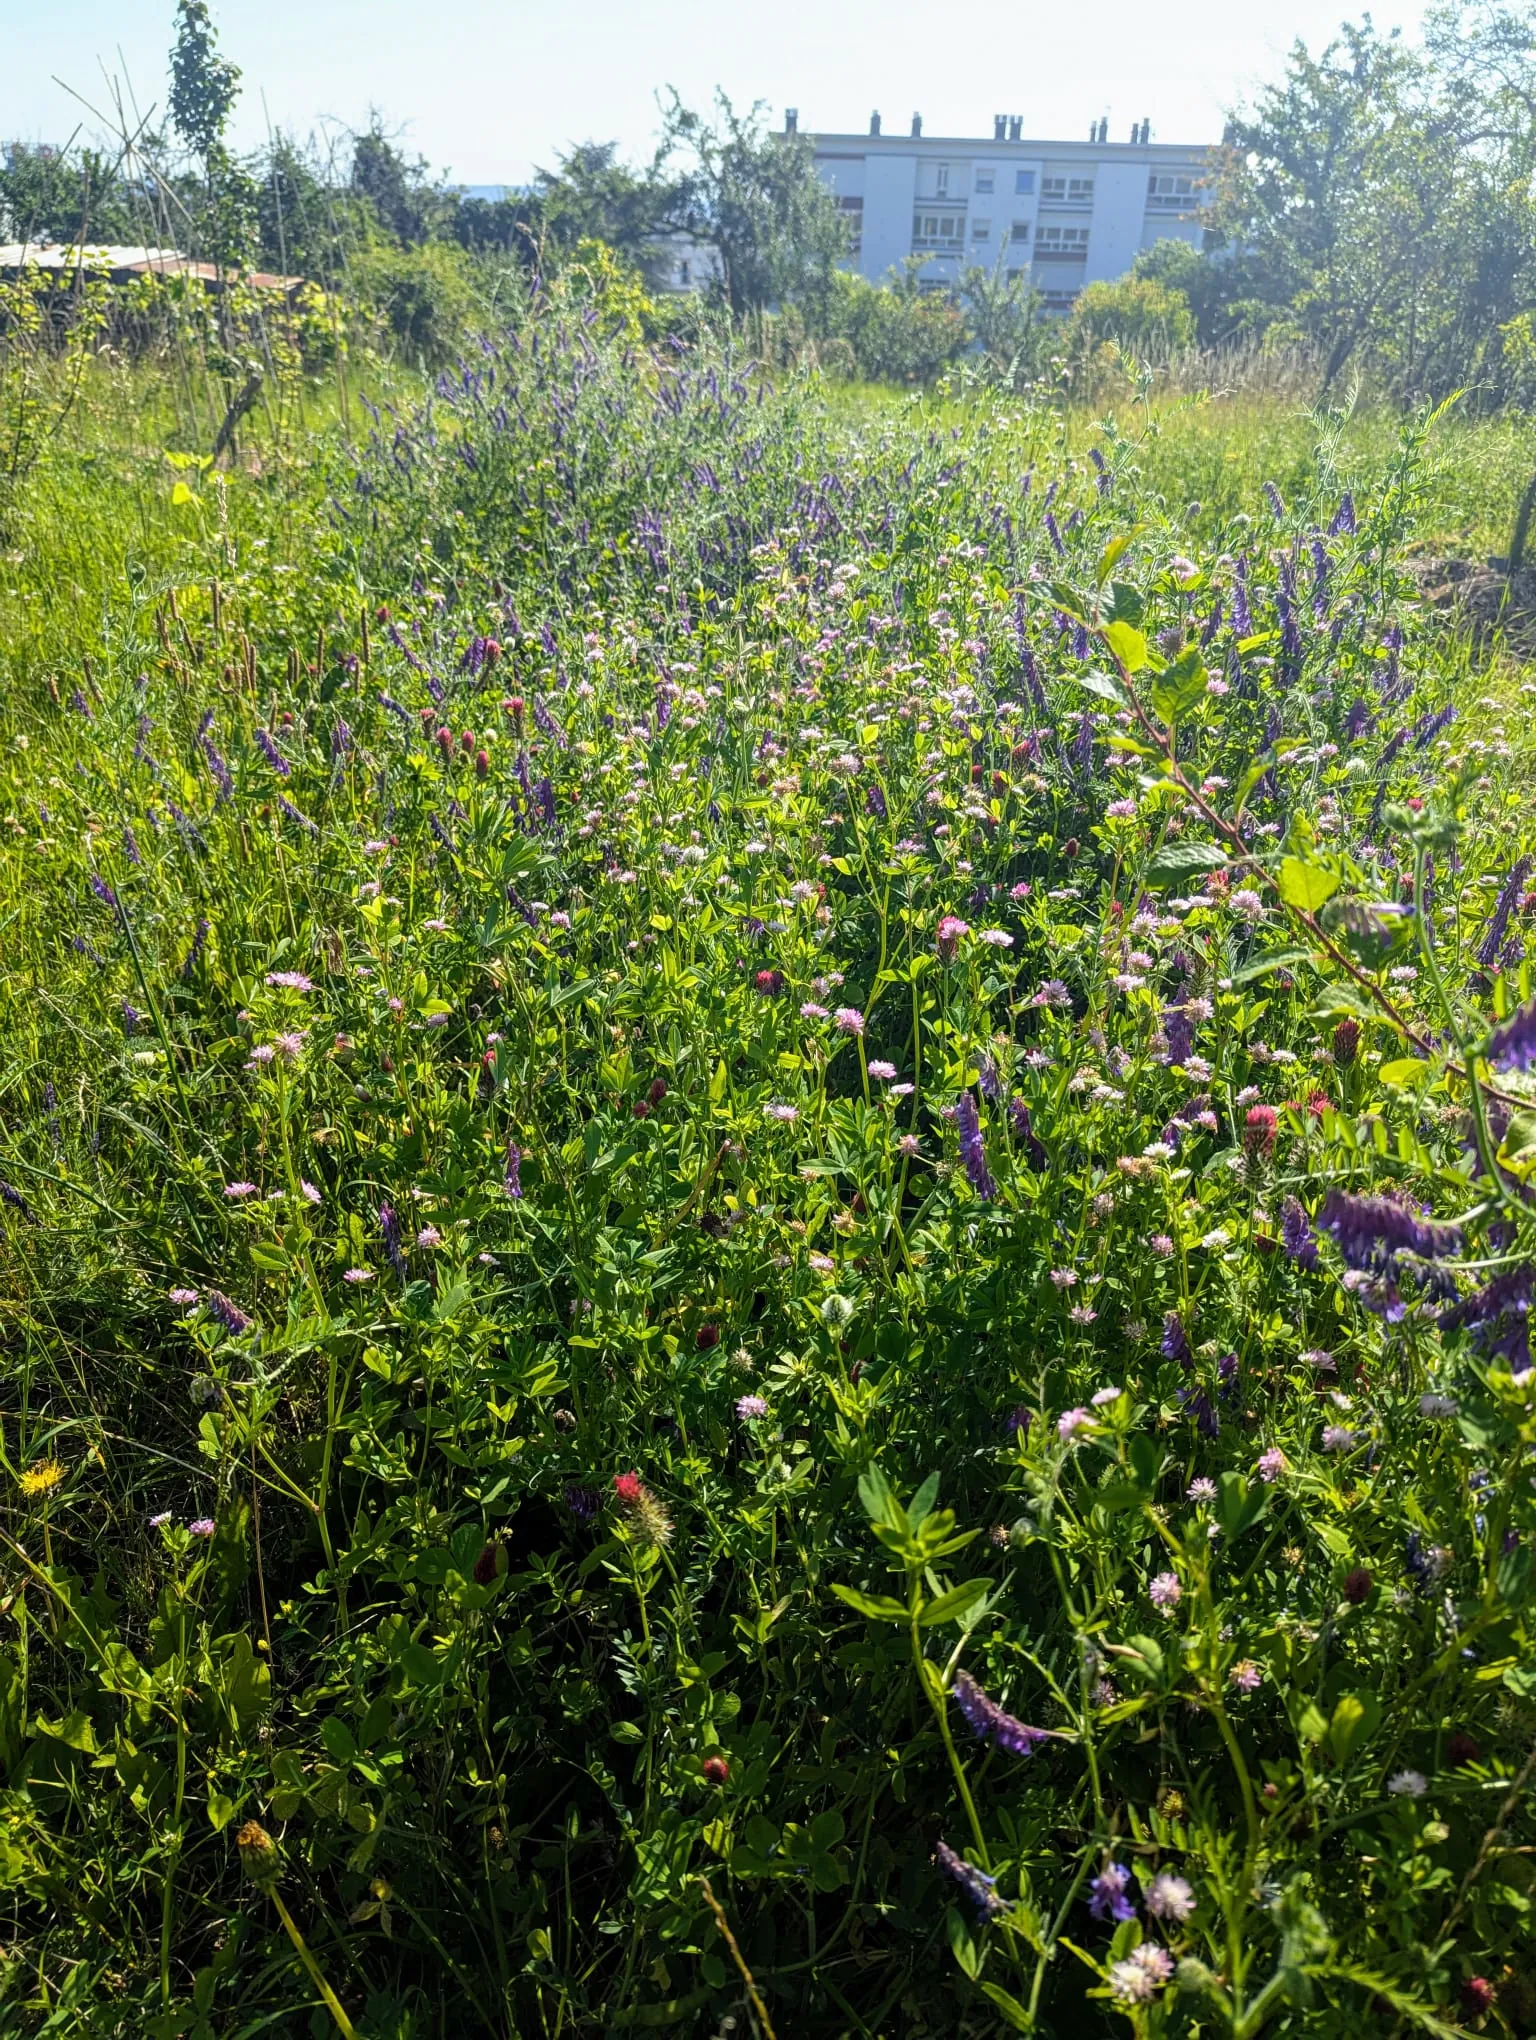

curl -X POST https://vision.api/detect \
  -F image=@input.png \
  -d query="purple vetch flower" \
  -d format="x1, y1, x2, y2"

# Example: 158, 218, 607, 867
564, 1483, 599, 1520
1005, 1405, 1032, 1440
864, 779, 887, 820
1485, 997, 1536, 1075
1008, 1097, 1048, 1171
1178, 1386, 1219, 1438
951, 1670, 1048, 1756
1161, 1312, 1190, 1365
503, 1138, 523, 1198
935, 1840, 1011, 1921
1329, 491, 1356, 537
120, 1000, 142, 1037
200, 730, 234, 803
1281, 1195, 1319, 1269
1162, 1003, 1195, 1066
180, 916, 210, 977
955, 1091, 997, 1201
1231, 556, 1252, 638
1318, 1188, 1461, 1272
255, 728, 291, 777
89, 874, 121, 915
0, 1180, 37, 1222
1089, 1862, 1137, 1923
1441, 1265, 1535, 1375
1263, 480, 1285, 520
379, 1203, 407, 1283
277, 795, 318, 834
205, 1290, 252, 1336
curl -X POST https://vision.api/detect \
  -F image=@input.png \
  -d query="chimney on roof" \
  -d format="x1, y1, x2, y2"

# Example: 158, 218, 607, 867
994, 114, 1007, 140
911, 112, 922, 136
1008, 115, 1022, 141
1140, 118, 1151, 143
870, 110, 881, 135
785, 108, 798, 134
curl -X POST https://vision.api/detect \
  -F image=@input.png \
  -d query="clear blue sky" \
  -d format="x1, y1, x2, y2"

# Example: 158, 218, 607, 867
6, 0, 1421, 185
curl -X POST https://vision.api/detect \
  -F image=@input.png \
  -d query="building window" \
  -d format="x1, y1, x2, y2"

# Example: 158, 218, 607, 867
935, 162, 950, 194
837, 193, 863, 259
1041, 175, 1095, 206
972, 218, 991, 242
975, 169, 994, 193
912, 212, 965, 251
1014, 169, 1035, 194
1147, 172, 1199, 210
1010, 220, 1030, 244
679, 259, 690, 286
1006, 267, 1024, 283
1034, 225, 1090, 259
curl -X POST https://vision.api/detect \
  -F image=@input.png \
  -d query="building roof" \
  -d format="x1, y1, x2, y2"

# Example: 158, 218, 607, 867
0, 242, 303, 289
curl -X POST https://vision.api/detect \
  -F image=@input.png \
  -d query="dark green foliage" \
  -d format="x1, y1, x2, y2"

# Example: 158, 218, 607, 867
0, 300, 1535, 2036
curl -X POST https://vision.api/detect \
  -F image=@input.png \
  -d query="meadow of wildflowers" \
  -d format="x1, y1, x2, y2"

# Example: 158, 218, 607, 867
1, 308, 1535, 2036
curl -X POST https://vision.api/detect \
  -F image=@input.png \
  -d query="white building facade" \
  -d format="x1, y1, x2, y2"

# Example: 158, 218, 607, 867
799, 112, 1213, 310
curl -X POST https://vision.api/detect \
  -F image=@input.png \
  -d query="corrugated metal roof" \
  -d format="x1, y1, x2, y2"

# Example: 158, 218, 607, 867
0, 243, 302, 289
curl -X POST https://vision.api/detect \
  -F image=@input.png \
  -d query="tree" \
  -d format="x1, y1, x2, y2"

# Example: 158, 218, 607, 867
166, 0, 255, 269
350, 122, 451, 247
1210, 20, 1498, 395
659, 92, 847, 317
958, 255, 1049, 377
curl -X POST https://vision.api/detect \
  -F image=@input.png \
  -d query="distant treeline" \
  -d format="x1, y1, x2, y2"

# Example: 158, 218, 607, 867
8, 0, 1536, 401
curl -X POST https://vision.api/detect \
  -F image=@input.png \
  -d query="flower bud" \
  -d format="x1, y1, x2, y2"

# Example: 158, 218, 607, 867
236, 1820, 280, 1887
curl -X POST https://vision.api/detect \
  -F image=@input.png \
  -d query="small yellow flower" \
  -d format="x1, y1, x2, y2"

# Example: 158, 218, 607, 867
18, 1460, 64, 1497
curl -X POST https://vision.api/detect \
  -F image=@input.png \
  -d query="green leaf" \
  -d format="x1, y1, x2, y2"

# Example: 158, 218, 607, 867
946, 1905, 981, 1979
1096, 531, 1145, 586
1102, 620, 1148, 672
1105, 580, 1147, 626
918, 1580, 989, 1626
830, 1583, 911, 1622
977, 1981, 1035, 2032
1105, 1634, 1166, 1684
908, 1472, 941, 1528
207, 1789, 235, 1832
1150, 648, 1209, 726
1325, 1689, 1381, 1764
857, 1465, 900, 1528
1379, 1057, 1430, 1087
1229, 947, 1311, 986
320, 1716, 356, 1766
1216, 1471, 1267, 1541
1277, 857, 1342, 912
1079, 671, 1127, 708
610, 1719, 644, 1744
1144, 840, 1228, 888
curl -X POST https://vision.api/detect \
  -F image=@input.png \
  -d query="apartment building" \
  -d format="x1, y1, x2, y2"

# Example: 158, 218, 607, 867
796, 110, 1213, 311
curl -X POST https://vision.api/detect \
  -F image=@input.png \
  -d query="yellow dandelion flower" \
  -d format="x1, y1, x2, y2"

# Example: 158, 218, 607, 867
18, 1460, 64, 1497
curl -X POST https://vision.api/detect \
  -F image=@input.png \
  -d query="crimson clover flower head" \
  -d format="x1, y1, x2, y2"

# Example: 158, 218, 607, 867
1088, 1861, 1137, 1923
1243, 1104, 1278, 1157
934, 1839, 1011, 1921
951, 1670, 1048, 1757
